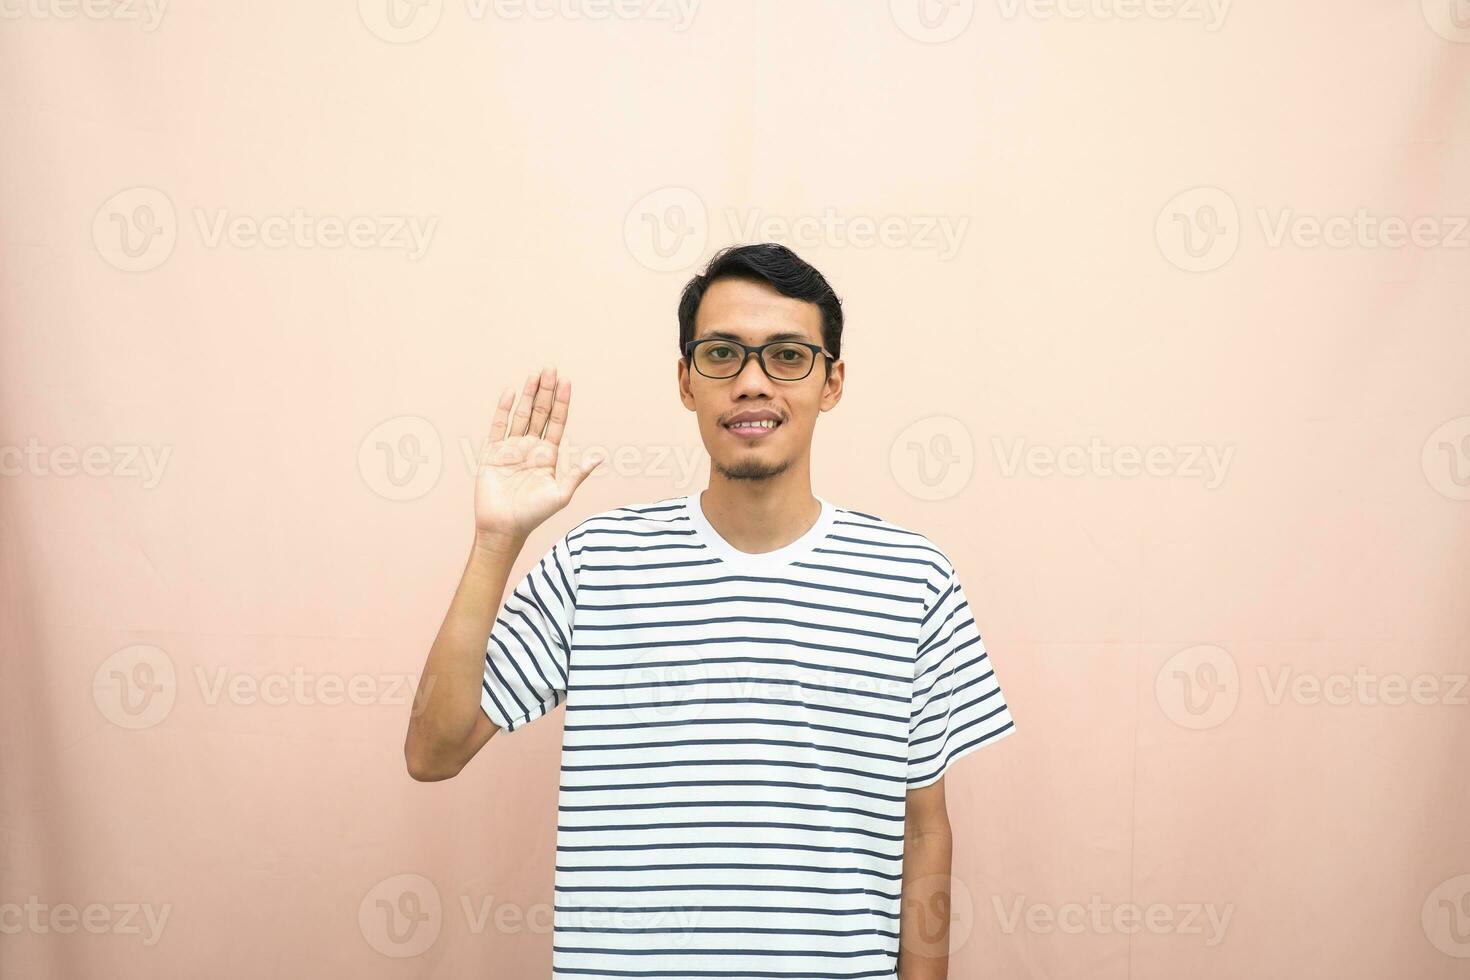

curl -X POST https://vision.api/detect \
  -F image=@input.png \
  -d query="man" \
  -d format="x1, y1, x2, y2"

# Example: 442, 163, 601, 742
404, 243, 1016, 979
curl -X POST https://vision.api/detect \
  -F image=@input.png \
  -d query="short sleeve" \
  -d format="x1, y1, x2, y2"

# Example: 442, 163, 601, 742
480, 533, 577, 733
907, 561, 1016, 789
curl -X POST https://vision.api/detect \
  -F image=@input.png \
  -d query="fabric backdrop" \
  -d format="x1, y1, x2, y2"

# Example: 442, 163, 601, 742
3, 2, 1467, 977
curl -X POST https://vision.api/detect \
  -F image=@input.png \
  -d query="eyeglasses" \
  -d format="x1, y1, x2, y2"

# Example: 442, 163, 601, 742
683, 338, 834, 382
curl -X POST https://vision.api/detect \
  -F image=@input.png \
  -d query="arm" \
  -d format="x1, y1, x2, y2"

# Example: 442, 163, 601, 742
404, 531, 525, 781
897, 776, 954, 980
403, 365, 600, 782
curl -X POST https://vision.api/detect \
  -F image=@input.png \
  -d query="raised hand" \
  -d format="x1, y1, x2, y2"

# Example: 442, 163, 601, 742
474, 366, 601, 548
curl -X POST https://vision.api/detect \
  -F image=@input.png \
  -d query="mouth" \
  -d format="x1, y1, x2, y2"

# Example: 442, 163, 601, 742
722, 414, 784, 441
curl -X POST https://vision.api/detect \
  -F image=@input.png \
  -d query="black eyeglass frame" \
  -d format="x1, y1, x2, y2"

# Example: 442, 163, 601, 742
682, 338, 835, 382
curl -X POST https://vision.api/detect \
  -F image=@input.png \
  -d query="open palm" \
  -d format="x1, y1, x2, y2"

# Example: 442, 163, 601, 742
474, 367, 600, 544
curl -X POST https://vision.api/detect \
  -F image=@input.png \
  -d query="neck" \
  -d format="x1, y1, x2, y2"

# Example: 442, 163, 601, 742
698, 471, 821, 555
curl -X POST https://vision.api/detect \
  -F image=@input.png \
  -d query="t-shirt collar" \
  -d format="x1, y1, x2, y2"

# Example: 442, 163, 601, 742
683, 490, 836, 570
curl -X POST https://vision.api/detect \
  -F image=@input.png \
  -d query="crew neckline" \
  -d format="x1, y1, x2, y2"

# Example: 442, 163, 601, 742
683, 490, 837, 570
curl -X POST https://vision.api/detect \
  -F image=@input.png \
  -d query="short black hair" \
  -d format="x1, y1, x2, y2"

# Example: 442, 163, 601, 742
677, 243, 844, 365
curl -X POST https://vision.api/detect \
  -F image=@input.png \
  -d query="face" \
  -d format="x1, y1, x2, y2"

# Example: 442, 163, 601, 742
678, 277, 844, 483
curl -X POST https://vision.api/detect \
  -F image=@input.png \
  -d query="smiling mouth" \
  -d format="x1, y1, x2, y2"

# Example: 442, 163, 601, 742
723, 418, 783, 438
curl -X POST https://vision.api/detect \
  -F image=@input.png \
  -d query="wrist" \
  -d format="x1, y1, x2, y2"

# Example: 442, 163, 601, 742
472, 527, 527, 559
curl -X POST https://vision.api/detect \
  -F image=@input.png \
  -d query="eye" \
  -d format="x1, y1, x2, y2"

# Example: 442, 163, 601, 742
706, 344, 737, 359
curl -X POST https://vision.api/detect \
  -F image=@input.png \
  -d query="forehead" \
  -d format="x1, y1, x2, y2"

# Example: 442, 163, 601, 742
693, 276, 823, 345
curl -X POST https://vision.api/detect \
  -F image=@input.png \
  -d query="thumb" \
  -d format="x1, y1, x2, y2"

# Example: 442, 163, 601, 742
561, 451, 603, 499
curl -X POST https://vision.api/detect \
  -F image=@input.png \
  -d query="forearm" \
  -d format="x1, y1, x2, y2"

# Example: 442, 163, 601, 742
404, 531, 525, 778
896, 827, 954, 980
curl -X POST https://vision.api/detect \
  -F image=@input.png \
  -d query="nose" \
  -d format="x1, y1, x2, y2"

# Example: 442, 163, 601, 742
730, 348, 775, 393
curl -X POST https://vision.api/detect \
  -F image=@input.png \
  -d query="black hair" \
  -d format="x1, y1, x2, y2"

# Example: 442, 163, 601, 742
677, 243, 844, 368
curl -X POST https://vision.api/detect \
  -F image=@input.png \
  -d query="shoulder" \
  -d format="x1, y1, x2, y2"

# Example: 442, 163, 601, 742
557, 494, 692, 568
824, 499, 957, 587
566, 494, 688, 539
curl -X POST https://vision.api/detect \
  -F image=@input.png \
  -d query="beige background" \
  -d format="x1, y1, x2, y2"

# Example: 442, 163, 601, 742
3, 1, 1469, 977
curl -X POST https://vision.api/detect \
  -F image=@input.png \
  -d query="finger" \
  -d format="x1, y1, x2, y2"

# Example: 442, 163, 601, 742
527, 365, 558, 440
542, 377, 572, 448
561, 449, 603, 500
508, 370, 539, 438
487, 385, 515, 446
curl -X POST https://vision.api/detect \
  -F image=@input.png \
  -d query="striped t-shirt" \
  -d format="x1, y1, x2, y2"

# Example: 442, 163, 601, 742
480, 491, 1016, 979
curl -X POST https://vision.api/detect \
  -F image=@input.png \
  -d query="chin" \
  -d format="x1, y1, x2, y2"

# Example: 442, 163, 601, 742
713, 457, 793, 482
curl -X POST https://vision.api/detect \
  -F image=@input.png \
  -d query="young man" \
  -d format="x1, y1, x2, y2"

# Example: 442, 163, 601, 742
405, 243, 1016, 979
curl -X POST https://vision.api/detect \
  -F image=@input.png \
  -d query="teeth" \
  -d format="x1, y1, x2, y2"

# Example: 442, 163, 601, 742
729, 419, 778, 429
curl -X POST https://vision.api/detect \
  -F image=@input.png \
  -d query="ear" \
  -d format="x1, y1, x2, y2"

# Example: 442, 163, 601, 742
677, 356, 696, 411
820, 358, 844, 411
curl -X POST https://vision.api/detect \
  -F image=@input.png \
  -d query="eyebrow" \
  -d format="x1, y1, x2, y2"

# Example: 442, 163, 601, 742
698, 329, 815, 344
